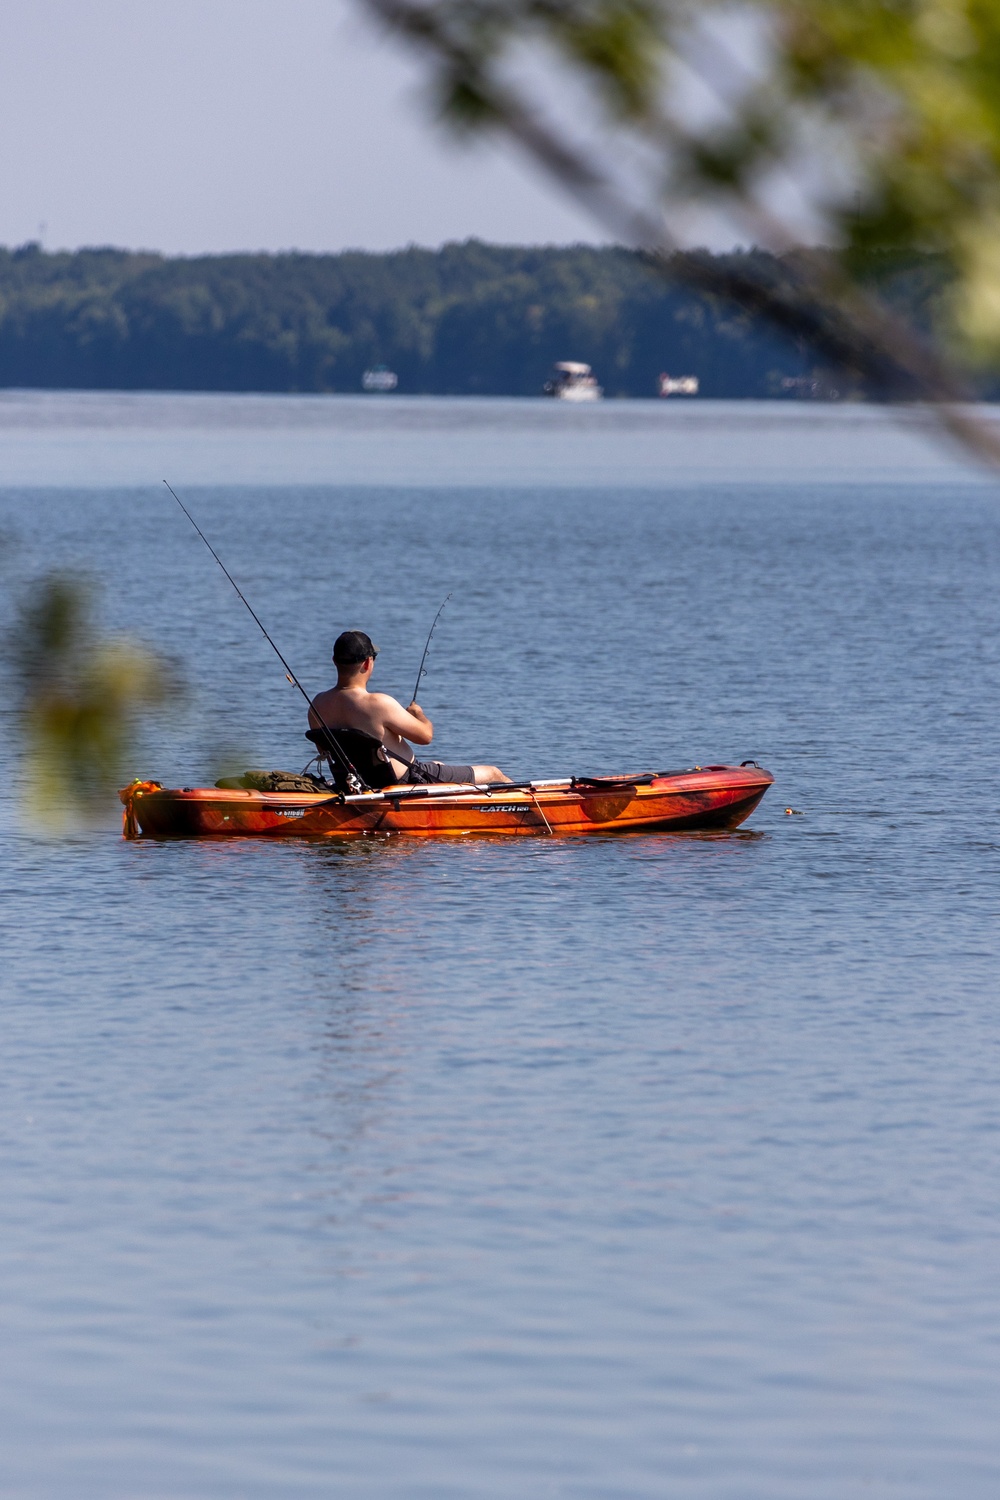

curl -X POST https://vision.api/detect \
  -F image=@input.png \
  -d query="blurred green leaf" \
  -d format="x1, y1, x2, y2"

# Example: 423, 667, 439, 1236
11, 574, 181, 830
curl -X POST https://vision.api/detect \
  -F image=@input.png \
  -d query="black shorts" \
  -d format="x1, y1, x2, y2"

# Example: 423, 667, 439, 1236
403, 759, 477, 785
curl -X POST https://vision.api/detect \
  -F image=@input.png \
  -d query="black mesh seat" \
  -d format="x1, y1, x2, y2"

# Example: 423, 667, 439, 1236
306, 726, 402, 793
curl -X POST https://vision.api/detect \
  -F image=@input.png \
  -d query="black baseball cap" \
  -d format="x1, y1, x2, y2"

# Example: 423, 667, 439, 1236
332, 629, 379, 664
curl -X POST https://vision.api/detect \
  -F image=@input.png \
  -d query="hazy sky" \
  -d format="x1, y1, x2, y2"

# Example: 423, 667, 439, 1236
0, 0, 599, 255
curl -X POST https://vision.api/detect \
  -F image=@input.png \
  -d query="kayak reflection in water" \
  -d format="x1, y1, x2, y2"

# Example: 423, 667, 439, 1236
309, 630, 510, 786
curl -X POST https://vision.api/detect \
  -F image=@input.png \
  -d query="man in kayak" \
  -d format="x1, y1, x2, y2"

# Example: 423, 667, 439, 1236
310, 630, 510, 785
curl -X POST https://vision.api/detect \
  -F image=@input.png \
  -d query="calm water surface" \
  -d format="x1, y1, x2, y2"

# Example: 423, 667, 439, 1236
0, 396, 998, 1497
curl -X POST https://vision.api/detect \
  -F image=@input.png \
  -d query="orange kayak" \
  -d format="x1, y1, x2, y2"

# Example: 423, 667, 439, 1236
119, 764, 774, 840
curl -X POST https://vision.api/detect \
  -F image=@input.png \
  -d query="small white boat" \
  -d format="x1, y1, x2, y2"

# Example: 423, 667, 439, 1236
658, 373, 699, 397
543, 361, 602, 401
362, 365, 398, 392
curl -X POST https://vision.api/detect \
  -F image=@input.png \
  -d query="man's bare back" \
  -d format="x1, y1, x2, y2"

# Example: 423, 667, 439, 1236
310, 630, 509, 785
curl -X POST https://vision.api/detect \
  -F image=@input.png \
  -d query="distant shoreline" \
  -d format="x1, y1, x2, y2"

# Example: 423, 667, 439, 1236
1, 240, 984, 402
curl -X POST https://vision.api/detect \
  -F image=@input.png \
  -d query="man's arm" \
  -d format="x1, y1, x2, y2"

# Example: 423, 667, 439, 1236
307, 692, 332, 733
377, 694, 434, 746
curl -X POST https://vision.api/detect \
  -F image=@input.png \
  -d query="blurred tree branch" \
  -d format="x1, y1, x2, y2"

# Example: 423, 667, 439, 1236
360, 0, 1000, 464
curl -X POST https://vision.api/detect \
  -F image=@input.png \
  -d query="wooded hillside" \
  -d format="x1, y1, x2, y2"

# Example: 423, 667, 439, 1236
0, 240, 964, 398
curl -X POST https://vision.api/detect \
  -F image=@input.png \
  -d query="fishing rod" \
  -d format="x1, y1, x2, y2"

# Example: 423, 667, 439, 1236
411, 593, 452, 704
163, 480, 365, 790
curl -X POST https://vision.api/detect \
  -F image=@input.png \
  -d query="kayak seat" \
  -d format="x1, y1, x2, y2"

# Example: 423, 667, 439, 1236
305, 726, 401, 793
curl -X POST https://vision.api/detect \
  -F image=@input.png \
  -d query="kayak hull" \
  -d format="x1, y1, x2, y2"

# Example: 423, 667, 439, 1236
120, 766, 774, 840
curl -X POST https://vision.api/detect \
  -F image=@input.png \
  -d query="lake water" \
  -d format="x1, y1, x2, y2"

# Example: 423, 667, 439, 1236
1, 394, 999, 1498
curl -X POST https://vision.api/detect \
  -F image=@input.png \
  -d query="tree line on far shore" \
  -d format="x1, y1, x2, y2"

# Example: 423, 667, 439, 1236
0, 238, 973, 399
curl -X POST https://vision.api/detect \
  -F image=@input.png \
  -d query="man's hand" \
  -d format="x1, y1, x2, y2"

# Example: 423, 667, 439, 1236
407, 701, 429, 723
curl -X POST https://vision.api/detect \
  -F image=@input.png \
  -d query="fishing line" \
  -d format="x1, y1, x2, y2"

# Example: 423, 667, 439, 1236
163, 480, 365, 790
529, 789, 555, 835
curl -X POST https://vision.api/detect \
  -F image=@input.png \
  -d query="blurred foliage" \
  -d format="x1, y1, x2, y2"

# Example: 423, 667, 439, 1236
10, 573, 180, 829
776, 0, 1000, 357
361, 0, 1000, 423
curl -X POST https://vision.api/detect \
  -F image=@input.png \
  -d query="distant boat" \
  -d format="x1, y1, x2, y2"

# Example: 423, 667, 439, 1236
778, 375, 840, 399
658, 373, 699, 397
543, 361, 602, 401
362, 364, 398, 392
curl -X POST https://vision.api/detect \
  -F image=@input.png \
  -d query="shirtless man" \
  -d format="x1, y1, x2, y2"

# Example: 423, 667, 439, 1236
310, 630, 509, 785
